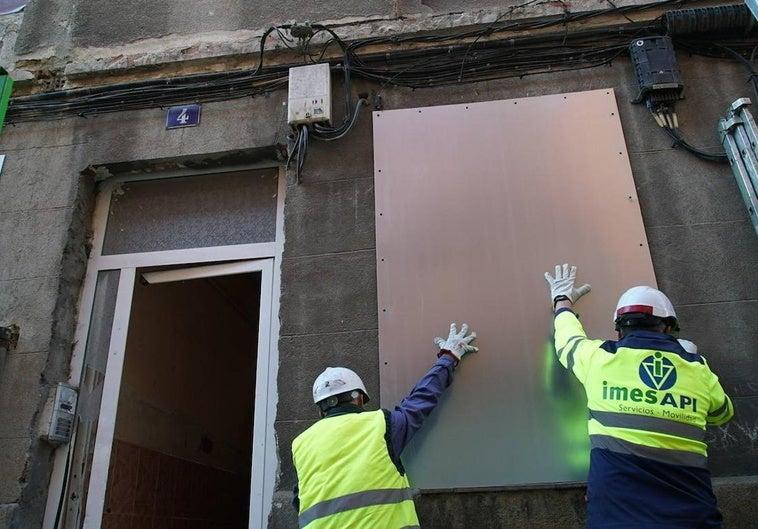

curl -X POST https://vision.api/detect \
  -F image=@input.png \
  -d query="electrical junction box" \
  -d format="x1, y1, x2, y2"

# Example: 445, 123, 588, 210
40, 382, 78, 445
287, 63, 332, 126
629, 36, 684, 104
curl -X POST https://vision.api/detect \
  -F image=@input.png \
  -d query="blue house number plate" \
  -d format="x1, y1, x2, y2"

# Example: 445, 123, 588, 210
166, 104, 201, 129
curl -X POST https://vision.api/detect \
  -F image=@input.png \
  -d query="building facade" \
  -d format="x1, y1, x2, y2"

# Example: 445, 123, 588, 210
0, 1, 757, 528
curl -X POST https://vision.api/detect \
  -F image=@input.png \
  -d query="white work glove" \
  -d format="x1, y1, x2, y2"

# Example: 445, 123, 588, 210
434, 323, 478, 361
544, 263, 591, 307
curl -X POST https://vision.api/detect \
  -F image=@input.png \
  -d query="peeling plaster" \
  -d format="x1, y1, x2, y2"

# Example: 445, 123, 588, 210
8, 0, 649, 84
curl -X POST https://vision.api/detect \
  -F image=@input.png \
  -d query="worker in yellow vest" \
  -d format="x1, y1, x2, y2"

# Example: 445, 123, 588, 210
291, 322, 478, 529
544, 263, 733, 529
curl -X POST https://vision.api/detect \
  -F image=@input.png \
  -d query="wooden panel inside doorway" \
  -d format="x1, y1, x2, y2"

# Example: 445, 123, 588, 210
373, 89, 657, 489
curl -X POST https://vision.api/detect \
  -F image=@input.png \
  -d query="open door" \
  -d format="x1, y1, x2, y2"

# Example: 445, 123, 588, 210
43, 167, 283, 529
103, 263, 264, 527
49, 260, 275, 529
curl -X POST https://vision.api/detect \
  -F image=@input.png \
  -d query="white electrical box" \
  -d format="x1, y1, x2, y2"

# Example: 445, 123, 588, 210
287, 63, 332, 126
41, 383, 77, 445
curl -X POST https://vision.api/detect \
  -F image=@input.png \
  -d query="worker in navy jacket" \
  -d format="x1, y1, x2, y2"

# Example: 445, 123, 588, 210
292, 323, 478, 529
545, 264, 733, 529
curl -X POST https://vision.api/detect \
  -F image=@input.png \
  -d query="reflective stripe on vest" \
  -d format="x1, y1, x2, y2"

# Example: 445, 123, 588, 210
589, 409, 706, 443
299, 488, 418, 527
556, 334, 584, 373
553, 311, 733, 478
590, 434, 708, 468
292, 410, 419, 529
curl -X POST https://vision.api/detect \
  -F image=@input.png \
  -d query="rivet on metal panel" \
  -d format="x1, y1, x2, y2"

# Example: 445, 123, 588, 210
373, 90, 657, 488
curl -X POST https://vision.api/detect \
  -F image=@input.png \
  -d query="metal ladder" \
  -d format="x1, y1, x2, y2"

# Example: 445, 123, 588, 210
718, 97, 758, 237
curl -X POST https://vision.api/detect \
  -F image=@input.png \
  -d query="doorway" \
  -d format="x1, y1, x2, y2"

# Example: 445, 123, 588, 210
43, 166, 284, 529
102, 267, 261, 528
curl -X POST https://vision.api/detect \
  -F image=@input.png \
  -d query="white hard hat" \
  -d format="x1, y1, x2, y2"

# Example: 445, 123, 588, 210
614, 286, 677, 323
678, 339, 698, 354
312, 367, 369, 405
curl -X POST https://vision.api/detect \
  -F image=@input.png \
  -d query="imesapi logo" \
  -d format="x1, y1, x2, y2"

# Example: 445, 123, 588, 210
601, 352, 698, 413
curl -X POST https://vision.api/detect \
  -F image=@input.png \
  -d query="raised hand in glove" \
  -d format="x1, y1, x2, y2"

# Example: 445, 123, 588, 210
544, 263, 591, 308
434, 323, 478, 361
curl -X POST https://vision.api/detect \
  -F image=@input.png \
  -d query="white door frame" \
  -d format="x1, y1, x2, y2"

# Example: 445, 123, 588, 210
42, 165, 284, 529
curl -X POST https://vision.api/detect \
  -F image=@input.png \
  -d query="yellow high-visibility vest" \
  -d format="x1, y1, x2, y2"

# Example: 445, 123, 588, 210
292, 409, 420, 529
554, 309, 733, 466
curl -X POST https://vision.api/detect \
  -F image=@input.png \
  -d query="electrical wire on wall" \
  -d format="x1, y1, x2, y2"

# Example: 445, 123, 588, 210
286, 97, 368, 183
5, 0, 758, 127
630, 35, 729, 162
666, 39, 758, 162
0, 0, 724, 120
673, 38, 758, 103
282, 1, 656, 181
293, 23, 369, 143
657, 111, 729, 161
286, 124, 308, 183
627, 1, 758, 164
280, 22, 371, 182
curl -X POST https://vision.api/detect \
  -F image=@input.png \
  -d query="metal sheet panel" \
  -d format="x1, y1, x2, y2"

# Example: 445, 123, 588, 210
373, 89, 657, 489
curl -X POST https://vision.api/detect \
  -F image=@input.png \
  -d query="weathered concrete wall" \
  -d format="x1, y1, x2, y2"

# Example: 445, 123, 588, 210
12, 0, 582, 59
0, 114, 95, 528
0, 93, 288, 528
0, 2, 757, 528
5, 0, 651, 86
270, 56, 758, 528
1, 60, 757, 529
